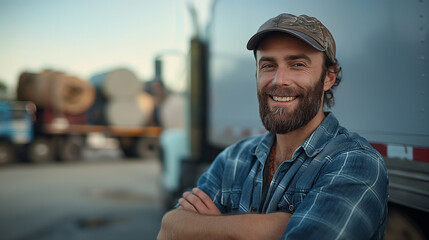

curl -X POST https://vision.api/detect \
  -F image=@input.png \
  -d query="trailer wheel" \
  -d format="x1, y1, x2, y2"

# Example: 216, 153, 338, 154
385, 207, 425, 240
28, 138, 54, 163
58, 136, 83, 162
0, 141, 14, 164
135, 137, 160, 159
118, 137, 137, 158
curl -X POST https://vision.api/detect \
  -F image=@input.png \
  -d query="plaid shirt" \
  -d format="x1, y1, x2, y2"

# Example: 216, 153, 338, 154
197, 113, 388, 240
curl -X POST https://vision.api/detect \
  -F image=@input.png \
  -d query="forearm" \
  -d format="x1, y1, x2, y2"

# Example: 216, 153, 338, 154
158, 209, 233, 240
157, 209, 291, 240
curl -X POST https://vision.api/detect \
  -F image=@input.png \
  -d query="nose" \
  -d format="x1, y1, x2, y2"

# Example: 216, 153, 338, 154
273, 66, 292, 86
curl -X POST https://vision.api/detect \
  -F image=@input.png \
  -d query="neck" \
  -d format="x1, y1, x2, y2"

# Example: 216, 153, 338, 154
274, 109, 326, 161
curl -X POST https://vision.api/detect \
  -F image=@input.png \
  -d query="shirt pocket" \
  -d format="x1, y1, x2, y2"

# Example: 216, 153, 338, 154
220, 190, 241, 213
277, 189, 308, 214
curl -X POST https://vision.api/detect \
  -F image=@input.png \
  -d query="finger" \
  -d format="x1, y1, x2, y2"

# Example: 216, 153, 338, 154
178, 204, 185, 210
179, 197, 197, 212
182, 191, 207, 213
192, 188, 221, 215
192, 188, 216, 209
178, 197, 197, 212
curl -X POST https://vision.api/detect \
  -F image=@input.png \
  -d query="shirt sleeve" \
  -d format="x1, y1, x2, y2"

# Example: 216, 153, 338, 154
195, 148, 229, 213
282, 150, 389, 240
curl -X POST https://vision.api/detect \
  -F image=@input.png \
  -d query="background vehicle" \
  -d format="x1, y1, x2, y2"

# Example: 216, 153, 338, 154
0, 101, 35, 164
1, 68, 163, 163
165, 1, 429, 239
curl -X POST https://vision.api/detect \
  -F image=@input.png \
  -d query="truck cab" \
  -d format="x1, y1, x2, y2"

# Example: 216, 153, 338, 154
0, 101, 35, 163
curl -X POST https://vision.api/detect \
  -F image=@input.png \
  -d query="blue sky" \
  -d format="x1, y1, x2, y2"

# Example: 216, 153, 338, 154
0, 0, 351, 96
0, 0, 212, 95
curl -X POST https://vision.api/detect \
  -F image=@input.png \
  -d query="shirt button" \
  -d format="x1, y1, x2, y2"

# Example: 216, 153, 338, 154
251, 206, 257, 212
289, 205, 294, 212
253, 182, 257, 187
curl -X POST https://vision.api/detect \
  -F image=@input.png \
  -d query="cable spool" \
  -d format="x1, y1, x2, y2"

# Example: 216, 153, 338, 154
90, 68, 154, 127
90, 68, 142, 99
106, 93, 154, 127
17, 70, 95, 115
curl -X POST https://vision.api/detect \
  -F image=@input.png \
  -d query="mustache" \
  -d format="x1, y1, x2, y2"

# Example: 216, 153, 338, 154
261, 85, 302, 97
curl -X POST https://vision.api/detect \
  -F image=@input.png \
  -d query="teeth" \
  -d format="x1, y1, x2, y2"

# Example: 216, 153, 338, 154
273, 96, 296, 102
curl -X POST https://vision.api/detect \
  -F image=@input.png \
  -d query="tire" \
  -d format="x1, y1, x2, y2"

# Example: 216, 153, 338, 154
118, 137, 161, 159
135, 137, 160, 159
118, 137, 137, 158
0, 141, 14, 164
27, 137, 54, 163
58, 136, 83, 162
385, 207, 425, 240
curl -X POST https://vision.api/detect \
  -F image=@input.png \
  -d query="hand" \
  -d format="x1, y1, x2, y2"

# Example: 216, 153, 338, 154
178, 188, 221, 215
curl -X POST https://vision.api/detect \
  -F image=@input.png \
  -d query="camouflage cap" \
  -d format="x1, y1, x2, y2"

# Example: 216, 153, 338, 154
247, 13, 336, 63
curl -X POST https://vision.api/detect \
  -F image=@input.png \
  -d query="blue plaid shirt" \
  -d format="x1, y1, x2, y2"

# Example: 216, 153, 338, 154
197, 113, 388, 240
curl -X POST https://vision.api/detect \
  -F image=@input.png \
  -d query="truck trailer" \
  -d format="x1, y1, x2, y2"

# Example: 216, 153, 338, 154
162, 1, 429, 239
0, 68, 162, 163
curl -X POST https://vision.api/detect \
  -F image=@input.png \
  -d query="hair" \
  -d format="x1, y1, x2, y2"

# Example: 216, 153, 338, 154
322, 54, 342, 108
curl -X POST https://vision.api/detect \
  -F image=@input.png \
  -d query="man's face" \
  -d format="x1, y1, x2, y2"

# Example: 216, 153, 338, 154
256, 33, 328, 134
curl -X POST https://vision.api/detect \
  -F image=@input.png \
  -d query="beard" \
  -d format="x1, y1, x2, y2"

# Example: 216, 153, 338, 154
257, 72, 325, 134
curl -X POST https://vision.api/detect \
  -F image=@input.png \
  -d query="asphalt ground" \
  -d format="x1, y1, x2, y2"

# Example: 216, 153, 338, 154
0, 149, 166, 240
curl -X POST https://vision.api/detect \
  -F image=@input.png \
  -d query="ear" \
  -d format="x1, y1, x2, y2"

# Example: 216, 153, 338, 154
323, 66, 337, 91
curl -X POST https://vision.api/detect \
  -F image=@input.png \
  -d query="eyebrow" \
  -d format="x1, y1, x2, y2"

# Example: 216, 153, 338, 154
258, 54, 312, 66
258, 56, 275, 66
285, 54, 312, 64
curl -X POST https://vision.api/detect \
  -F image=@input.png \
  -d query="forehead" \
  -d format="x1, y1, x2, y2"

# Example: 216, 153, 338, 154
256, 32, 323, 59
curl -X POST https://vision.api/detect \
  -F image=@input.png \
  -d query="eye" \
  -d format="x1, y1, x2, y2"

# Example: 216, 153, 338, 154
292, 62, 306, 67
261, 63, 275, 69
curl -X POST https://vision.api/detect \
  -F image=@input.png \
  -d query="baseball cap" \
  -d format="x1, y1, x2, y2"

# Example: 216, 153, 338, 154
247, 13, 336, 63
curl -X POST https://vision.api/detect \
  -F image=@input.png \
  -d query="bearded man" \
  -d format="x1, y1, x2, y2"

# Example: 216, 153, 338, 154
158, 13, 388, 240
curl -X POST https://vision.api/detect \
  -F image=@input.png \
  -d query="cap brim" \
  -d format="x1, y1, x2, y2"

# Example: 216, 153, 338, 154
246, 28, 325, 52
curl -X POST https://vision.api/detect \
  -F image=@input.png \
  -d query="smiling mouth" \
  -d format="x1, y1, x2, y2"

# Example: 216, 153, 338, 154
272, 96, 297, 102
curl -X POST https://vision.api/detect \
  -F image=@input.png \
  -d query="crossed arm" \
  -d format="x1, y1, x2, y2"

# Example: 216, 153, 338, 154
157, 188, 292, 240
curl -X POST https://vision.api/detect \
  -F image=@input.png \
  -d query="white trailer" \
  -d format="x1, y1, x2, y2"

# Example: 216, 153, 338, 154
163, 1, 429, 239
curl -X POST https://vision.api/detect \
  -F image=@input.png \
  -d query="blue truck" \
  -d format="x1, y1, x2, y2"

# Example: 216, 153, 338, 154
0, 97, 162, 163
0, 69, 163, 164
0, 101, 35, 164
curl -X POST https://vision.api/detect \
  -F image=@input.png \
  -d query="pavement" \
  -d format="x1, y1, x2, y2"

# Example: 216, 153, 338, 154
0, 149, 167, 240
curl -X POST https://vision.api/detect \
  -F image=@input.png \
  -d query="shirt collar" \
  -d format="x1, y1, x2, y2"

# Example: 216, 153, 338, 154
302, 112, 340, 157
253, 132, 275, 165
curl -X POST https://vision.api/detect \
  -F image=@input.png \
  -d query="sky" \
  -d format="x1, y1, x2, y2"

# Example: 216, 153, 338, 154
0, 0, 212, 96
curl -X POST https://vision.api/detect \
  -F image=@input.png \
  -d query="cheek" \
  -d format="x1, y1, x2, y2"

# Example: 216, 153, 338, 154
256, 76, 264, 91
257, 73, 273, 88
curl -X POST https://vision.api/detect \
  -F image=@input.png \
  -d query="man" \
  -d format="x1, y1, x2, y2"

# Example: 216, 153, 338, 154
158, 13, 388, 240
